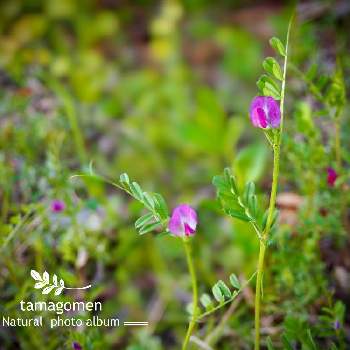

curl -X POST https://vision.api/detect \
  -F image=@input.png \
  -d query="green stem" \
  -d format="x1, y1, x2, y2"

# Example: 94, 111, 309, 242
289, 63, 334, 118
254, 144, 279, 350
264, 143, 280, 235
62, 93, 87, 165
182, 239, 198, 350
205, 295, 241, 346
254, 240, 266, 350
334, 118, 341, 168
278, 13, 293, 138
50, 80, 87, 165
254, 12, 293, 350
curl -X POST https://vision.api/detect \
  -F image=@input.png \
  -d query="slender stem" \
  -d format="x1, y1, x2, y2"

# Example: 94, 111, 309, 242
264, 143, 280, 235
254, 12, 293, 350
182, 239, 198, 350
254, 241, 266, 350
254, 144, 279, 350
334, 118, 341, 168
63, 95, 87, 165
71, 173, 167, 226
205, 295, 241, 346
50, 80, 87, 165
278, 13, 293, 139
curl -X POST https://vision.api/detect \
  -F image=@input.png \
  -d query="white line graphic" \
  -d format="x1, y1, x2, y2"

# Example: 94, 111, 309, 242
123, 321, 149, 326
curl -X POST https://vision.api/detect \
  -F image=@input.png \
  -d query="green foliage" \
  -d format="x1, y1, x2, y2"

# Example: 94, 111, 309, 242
294, 58, 346, 119
119, 173, 169, 234
196, 272, 252, 319
233, 142, 268, 184
316, 301, 346, 342
280, 316, 327, 350
229, 273, 241, 289
266, 337, 275, 350
325, 60, 346, 113
212, 282, 226, 303
257, 74, 281, 100
263, 57, 283, 81
269, 37, 286, 57
255, 36, 285, 100
0, 2, 349, 349
200, 293, 213, 310
213, 168, 263, 236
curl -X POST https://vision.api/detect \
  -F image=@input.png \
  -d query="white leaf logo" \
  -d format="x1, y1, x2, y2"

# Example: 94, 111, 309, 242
30, 269, 91, 295
31, 270, 42, 281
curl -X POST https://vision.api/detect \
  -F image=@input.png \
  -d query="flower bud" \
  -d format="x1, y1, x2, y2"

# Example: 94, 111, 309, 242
168, 204, 197, 237
50, 199, 65, 213
72, 342, 82, 350
334, 320, 340, 330
327, 167, 337, 187
250, 96, 281, 129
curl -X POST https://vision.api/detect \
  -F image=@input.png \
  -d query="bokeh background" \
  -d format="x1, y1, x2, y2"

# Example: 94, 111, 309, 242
0, 0, 350, 349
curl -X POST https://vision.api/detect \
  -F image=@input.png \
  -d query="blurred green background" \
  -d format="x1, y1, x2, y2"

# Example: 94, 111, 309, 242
0, 0, 349, 349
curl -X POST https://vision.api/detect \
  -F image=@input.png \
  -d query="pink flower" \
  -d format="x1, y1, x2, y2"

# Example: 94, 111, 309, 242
168, 204, 197, 237
50, 200, 65, 213
249, 96, 281, 129
72, 342, 82, 350
327, 167, 337, 187
334, 320, 341, 330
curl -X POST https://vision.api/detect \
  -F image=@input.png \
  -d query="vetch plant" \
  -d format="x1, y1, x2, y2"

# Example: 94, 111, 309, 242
71, 13, 296, 348
74, 171, 200, 349
2, 4, 350, 349
68, 12, 350, 349
71, 20, 294, 346
213, 15, 293, 350
74, 170, 257, 348
252, 18, 293, 350
119, 175, 200, 350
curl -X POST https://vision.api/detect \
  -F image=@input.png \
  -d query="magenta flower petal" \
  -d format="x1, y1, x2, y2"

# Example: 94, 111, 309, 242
327, 167, 337, 187
50, 199, 65, 213
168, 204, 197, 237
250, 96, 281, 129
72, 342, 82, 350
